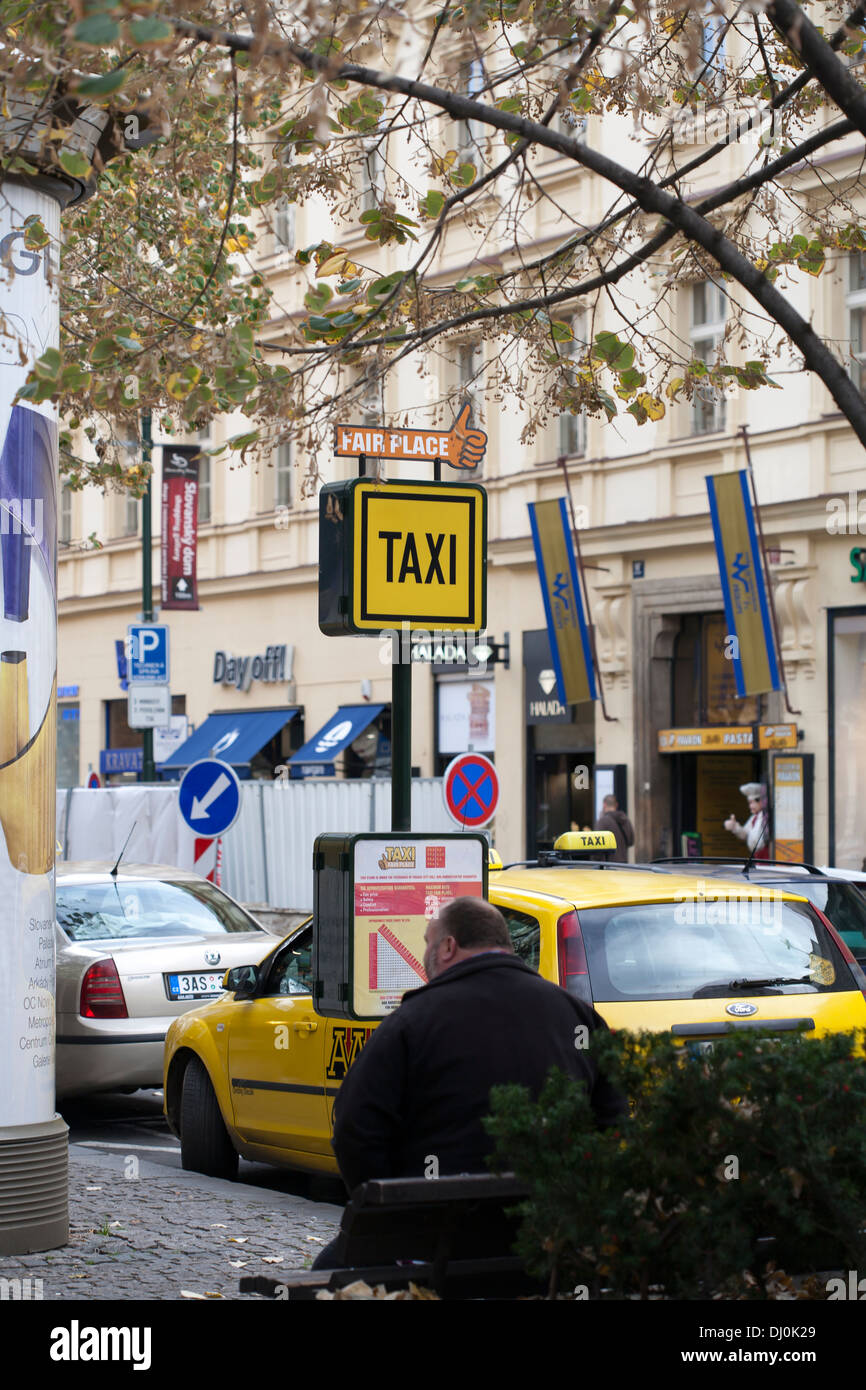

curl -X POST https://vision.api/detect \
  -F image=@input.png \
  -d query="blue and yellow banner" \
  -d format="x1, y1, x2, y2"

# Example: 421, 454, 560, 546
706, 470, 781, 698
528, 498, 597, 704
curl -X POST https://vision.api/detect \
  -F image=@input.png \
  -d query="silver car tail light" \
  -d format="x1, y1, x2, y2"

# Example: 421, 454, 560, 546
80, 959, 129, 1019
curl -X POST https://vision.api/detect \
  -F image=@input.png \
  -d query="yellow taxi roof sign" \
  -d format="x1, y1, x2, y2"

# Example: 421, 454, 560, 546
553, 830, 617, 854
488, 847, 503, 871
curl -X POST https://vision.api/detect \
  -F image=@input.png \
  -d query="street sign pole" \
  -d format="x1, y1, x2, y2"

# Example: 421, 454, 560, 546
392, 651, 411, 832
141, 410, 155, 783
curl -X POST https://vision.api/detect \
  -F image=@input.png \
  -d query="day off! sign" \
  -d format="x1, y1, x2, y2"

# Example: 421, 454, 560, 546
319, 478, 487, 634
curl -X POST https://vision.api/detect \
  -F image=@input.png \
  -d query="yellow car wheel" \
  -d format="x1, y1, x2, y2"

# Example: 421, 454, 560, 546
180, 1057, 238, 1182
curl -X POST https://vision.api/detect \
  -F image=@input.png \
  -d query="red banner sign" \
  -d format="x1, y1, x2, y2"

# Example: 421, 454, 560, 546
161, 446, 200, 610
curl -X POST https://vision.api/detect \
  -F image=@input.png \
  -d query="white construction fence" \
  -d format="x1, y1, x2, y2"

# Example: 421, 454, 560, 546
56, 778, 454, 910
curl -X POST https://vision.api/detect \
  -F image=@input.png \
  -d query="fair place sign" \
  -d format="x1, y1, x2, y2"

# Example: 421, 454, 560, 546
333, 402, 487, 470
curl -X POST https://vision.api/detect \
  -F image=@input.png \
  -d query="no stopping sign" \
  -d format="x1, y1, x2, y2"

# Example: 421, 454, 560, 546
443, 752, 499, 829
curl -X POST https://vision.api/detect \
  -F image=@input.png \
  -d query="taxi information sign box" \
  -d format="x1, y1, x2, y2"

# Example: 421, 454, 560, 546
319, 478, 487, 635
312, 831, 488, 1019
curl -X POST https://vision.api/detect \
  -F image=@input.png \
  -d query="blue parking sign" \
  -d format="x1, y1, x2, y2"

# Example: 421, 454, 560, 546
128, 624, 170, 683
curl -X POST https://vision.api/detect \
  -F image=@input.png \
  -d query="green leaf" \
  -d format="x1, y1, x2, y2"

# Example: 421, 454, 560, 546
593, 331, 634, 371
58, 150, 92, 180
551, 321, 573, 343
33, 348, 61, 380
304, 283, 333, 313
337, 277, 361, 294
90, 336, 119, 365
366, 272, 403, 304
228, 430, 260, 451
128, 17, 174, 44
74, 69, 127, 98
115, 336, 143, 353
455, 162, 476, 187
421, 189, 446, 219
72, 13, 119, 45
23, 218, 50, 250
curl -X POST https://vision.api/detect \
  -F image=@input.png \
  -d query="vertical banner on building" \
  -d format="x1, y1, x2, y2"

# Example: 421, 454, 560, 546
706, 470, 781, 697
528, 498, 597, 705
0, 182, 60, 1132
161, 445, 200, 610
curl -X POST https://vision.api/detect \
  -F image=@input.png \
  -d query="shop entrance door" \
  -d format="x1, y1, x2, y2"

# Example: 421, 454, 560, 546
530, 752, 596, 856
672, 753, 761, 858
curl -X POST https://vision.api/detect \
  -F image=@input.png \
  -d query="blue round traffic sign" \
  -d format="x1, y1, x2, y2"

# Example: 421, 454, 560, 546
178, 759, 242, 836
443, 753, 499, 829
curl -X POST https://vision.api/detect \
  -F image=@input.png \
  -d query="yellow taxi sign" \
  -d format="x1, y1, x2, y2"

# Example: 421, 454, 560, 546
488, 847, 503, 871
553, 830, 617, 854
319, 478, 487, 635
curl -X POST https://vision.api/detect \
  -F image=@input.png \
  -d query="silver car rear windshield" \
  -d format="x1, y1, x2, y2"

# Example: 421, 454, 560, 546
57, 879, 264, 941
579, 898, 849, 1003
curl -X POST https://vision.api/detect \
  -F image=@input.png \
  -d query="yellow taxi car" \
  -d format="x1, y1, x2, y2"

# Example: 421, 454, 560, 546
163, 832, 866, 1180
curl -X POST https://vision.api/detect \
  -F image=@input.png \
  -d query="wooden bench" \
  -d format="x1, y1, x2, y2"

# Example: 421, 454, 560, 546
240, 1173, 541, 1300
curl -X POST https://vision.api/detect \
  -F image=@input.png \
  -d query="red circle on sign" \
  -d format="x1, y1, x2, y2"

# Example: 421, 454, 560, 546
87, 772, 101, 789
443, 753, 499, 829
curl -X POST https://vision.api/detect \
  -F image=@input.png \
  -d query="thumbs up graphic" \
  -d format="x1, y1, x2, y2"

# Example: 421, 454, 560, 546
447, 400, 487, 470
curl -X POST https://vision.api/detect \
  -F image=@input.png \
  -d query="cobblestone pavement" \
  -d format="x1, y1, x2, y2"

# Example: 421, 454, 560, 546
0, 1147, 342, 1300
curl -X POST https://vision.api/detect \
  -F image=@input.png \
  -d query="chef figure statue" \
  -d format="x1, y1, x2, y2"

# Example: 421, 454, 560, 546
723, 782, 769, 859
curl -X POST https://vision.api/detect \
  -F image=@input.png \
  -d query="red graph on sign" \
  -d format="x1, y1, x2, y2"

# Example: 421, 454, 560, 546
368, 924, 427, 991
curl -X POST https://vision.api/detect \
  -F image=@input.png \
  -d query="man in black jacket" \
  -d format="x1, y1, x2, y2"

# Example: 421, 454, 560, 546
330, 895, 625, 1193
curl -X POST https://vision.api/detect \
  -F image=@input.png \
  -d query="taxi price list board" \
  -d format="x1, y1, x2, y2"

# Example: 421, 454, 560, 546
353, 836, 485, 1016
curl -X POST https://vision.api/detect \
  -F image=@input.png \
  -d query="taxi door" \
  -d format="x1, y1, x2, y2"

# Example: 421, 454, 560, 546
226, 929, 331, 1155
323, 1019, 378, 1129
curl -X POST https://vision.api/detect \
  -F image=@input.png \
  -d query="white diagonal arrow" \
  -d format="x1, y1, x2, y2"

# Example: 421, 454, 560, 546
191, 772, 231, 820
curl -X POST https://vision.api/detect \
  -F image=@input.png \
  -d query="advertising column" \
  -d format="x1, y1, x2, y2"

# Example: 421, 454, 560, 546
0, 177, 68, 1253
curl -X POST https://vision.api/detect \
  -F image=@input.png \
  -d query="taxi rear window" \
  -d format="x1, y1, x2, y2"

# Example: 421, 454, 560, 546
578, 898, 852, 1003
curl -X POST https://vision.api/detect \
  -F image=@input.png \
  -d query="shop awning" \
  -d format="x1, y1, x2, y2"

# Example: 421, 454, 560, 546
288, 704, 384, 772
161, 708, 300, 771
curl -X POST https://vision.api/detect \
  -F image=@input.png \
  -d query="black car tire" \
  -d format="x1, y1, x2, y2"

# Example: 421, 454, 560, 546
180, 1056, 238, 1180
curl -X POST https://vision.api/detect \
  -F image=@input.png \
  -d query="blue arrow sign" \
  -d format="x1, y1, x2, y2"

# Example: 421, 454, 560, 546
128, 624, 170, 683
178, 759, 242, 836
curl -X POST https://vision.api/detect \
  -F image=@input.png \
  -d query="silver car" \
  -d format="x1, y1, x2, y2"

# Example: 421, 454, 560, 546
55, 862, 275, 1100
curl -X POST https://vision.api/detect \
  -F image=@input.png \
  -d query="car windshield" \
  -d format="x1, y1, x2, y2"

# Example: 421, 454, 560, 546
57, 879, 265, 942
579, 898, 848, 1002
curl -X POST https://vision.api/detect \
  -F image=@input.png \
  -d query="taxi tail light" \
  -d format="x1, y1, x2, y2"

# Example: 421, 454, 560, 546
557, 910, 592, 1004
813, 907, 866, 1001
80, 959, 128, 1019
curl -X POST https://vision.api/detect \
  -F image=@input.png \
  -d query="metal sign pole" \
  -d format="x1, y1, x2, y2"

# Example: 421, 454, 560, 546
391, 653, 412, 832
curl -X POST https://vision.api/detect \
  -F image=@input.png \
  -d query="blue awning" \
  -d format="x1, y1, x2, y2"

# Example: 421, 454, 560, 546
161, 708, 300, 771
289, 704, 384, 770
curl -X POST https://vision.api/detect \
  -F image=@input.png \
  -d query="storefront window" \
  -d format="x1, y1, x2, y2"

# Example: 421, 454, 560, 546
831, 610, 866, 868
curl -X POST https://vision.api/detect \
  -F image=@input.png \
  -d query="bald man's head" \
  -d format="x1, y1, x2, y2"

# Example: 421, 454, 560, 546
422, 896, 513, 980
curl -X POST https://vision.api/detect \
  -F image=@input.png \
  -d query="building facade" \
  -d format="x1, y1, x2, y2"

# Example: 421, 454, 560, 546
57, 60, 866, 872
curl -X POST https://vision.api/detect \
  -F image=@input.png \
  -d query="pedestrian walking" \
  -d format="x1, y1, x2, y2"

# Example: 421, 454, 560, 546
594, 794, 635, 863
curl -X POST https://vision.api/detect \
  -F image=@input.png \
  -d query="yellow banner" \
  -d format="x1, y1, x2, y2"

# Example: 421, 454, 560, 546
528, 498, 596, 704
707, 471, 780, 697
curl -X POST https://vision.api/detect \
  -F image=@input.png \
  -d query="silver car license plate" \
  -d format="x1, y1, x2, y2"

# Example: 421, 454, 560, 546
167, 972, 225, 1001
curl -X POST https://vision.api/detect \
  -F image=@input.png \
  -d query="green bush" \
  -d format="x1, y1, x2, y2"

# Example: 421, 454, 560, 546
484, 1028, 866, 1299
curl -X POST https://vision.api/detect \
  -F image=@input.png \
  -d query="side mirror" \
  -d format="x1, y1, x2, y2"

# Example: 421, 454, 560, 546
223, 964, 258, 999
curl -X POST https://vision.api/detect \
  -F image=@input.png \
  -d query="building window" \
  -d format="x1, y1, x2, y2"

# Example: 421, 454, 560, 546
198, 454, 211, 524
847, 252, 866, 393
458, 340, 483, 421
830, 610, 866, 867
690, 279, 726, 434
361, 139, 384, 213
558, 314, 587, 458
695, 2, 727, 89
274, 196, 294, 252
59, 483, 72, 546
456, 57, 485, 167
275, 440, 293, 508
